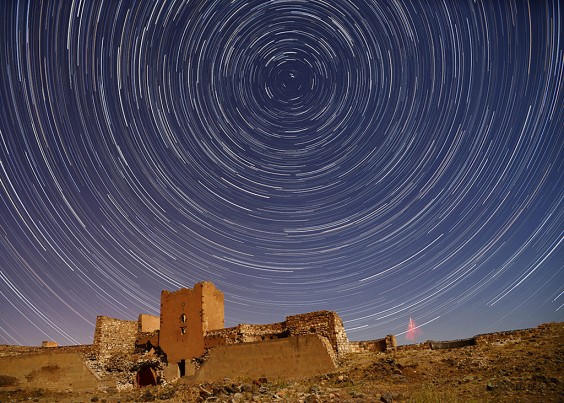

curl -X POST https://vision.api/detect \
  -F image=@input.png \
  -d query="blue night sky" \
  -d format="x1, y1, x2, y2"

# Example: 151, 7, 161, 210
0, 0, 562, 346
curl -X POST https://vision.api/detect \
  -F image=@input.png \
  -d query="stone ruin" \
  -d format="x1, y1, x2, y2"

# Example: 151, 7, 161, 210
20, 282, 353, 388
89, 281, 365, 386
0, 281, 398, 390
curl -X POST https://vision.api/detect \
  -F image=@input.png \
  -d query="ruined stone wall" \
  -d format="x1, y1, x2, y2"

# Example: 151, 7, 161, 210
349, 338, 387, 353
349, 335, 396, 353
136, 331, 159, 349
204, 326, 240, 348
286, 311, 350, 355
430, 338, 476, 350
474, 327, 537, 344
394, 325, 557, 352
203, 311, 349, 356
396, 341, 432, 351
238, 322, 287, 342
204, 322, 286, 349
93, 316, 137, 357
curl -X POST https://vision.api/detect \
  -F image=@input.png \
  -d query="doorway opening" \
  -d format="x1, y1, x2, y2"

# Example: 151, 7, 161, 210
178, 359, 186, 377
136, 366, 157, 387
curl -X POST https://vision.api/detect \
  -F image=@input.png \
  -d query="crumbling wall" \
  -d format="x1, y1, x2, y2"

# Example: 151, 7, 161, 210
204, 326, 240, 348
430, 338, 476, 350
396, 341, 432, 351
93, 316, 137, 357
286, 311, 350, 355
204, 311, 349, 356
204, 322, 286, 349
237, 322, 287, 342
474, 327, 537, 344
350, 338, 386, 353
136, 331, 159, 349
349, 335, 396, 353
136, 314, 160, 349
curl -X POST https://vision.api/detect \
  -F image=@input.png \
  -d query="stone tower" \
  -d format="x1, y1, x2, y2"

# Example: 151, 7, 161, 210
159, 282, 224, 370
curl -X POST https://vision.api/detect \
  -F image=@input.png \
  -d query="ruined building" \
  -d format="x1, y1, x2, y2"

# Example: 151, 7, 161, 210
90, 281, 367, 383
0, 281, 396, 389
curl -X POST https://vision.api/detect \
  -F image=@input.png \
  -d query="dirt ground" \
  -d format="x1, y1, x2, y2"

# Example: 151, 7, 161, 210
1, 322, 562, 402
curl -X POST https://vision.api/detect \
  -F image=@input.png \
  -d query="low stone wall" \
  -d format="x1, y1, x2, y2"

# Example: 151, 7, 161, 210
396, 341, 432, 351
392, 323, 563, 352
93, 316, 137, 357
191, 335, 337, 382
350, 335, 397, 353
286, 311, 350, 355
430, 338, 476, 350
474, 327, 537, 344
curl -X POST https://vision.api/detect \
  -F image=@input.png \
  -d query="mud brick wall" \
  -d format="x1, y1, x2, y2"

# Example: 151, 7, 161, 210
160, 282, 224, 363
193, 335, 337, 382
93, 316, 137, 357
138, 314, 160, 333
0, 352, 99, 391
286, 310, 350, 355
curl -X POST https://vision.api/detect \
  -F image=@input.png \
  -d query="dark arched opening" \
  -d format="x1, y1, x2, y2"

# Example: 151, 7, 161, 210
137, 366, 157, 387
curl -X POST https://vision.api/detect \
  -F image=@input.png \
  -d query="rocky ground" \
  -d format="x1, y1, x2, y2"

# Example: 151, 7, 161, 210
1, 322, 562, 402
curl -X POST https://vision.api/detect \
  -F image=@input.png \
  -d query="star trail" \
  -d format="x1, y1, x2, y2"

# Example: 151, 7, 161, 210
0, 0, 562, 346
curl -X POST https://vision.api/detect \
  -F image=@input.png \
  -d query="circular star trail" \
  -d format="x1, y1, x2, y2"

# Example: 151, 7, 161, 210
0, 0, 562, 345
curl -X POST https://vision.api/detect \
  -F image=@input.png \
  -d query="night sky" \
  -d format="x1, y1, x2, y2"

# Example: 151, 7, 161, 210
0, 0, 562, 347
